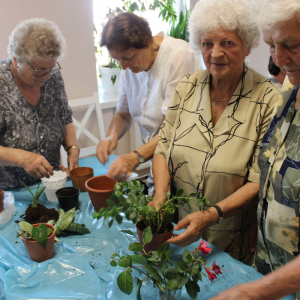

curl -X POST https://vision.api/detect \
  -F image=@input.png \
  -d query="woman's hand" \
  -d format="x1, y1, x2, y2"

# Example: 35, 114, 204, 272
148, 192, 167, 211
20, 151, 54, 178
97, 135, 118, 164
67, 148, 79, 171
167, 208, 219, 247
106, 152, 139, 181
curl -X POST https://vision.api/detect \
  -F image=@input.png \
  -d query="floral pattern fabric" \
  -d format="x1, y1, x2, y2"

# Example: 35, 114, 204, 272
255, 77, 300, 299
0, 59, 72, 190
155, 65, 279, 263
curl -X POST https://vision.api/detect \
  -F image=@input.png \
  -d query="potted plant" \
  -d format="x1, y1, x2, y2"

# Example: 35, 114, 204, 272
99, 57, 122, 94
17, 221, 56, 262
110, 226, 223, 300
93, 180, 209, 252
20, 181, 59, 224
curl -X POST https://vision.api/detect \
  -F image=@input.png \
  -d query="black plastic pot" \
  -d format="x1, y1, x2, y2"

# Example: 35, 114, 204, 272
56, 187, 80, 211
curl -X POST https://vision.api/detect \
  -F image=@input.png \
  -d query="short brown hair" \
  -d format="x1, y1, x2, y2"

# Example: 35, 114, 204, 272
100, 12, 152, 52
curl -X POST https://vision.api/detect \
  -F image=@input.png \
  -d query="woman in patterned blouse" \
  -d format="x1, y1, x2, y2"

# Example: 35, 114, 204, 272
0, 19, 79, 190
149, 0, 279, 264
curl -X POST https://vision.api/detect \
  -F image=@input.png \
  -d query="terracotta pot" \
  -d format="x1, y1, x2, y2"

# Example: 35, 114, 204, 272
56, 187, 80, 211
70, 167, 94, 192
136, 220, 173, 253
0, 189, 4, 212
85, 175, 116, 211
21, 223, 56, 263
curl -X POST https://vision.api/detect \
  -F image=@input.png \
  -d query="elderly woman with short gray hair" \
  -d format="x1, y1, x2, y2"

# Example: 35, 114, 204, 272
0, 18, 79, 190
149, 0, 279, 264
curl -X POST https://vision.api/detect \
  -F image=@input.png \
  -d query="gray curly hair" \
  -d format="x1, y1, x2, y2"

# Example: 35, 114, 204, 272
254, 0, 300, 31
7, 18, 67, 64
188, 0, 260, 53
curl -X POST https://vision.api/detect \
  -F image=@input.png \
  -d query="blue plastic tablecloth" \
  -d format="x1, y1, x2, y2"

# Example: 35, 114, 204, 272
0, 180, 294, 300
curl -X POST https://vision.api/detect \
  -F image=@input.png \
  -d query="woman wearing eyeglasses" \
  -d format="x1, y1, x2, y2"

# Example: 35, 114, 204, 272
0, 18, 79, 190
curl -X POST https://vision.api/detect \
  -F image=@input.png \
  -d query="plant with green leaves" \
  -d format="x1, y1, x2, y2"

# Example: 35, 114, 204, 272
17, 222, 53, 250
111, 226, 222, 300
20, 180, 46, 208
168, 8, 190, 41
48, 207, 90, 235
93, 180, 209, 235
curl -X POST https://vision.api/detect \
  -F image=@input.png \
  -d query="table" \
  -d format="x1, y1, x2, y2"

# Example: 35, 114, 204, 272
0, 181, 294, 300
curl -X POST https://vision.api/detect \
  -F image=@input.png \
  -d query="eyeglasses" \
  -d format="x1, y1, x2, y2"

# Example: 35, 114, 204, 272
27, 61, 61, 77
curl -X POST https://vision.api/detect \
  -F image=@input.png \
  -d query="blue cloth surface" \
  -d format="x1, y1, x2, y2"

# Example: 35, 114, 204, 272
0, 181, 294, 300
79, 155, 118, 176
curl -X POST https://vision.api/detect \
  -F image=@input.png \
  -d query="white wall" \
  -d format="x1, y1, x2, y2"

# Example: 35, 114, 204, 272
0, 0, 98, 100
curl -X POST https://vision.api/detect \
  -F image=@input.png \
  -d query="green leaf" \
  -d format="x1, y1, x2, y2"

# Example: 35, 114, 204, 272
158, 241, 167, 258
162, 249, 172, 262
117, 269, 133, 295
111, 253, 119, 257
165, 279, 178, 290
189, 267, 198, 277
175, 261, 189, 272
55, 208, 75, 232
131, 255, 147, 265
19, 221, 33, 234
129, 242, 143, 252
108, 217, 114, 228
139, 206, 155, 215
115, 214, 123, 225
185, 281, 200, 299
164, 268, 177, 280
182, 250, 193, 263
120, 230, 136, 237
166, 191, 171, 199
176, 273, 189, 288
32, 224, 49, 250
142, 226, 153, 244
136, 278, 143, 300
110, 260, 117, 266
144, 265, 164, 284
176, 189, 184, 197
64, 223, 90, 234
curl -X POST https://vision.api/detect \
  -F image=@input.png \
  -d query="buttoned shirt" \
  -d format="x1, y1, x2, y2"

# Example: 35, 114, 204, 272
155, 65, 279, 262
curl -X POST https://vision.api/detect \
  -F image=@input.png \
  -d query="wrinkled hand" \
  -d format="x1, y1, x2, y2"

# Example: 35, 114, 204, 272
67, 149, 79, 171
20, 151, 53, 178
167, 210, 217, 247
59, 165, 70, 177
106, 152, 139, 181
209, 282, 263, 300
148, 193, 167, 211
97, 135, 118, 164
244, 219, 258, 256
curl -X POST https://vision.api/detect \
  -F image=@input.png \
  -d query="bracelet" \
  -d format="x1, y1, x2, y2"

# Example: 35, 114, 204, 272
65, 145, 80, 156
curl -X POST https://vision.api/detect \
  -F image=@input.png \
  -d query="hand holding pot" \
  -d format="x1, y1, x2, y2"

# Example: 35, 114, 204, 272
167, 208, 219, 247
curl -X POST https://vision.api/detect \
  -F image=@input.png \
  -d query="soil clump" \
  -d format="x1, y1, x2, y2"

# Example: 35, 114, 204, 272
20, 204, 59, 224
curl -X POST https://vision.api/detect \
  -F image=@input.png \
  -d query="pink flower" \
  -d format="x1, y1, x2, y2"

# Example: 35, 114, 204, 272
205, 268, 217, 282
198, 240, 212, 256
211, 261, 223, 275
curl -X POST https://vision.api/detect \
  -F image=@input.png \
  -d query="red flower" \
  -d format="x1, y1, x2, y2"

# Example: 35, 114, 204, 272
205, 268, 217, 282
198, 240, 212, 256
211, 260, 223, 275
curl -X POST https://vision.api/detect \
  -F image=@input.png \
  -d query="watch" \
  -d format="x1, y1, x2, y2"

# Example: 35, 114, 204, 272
133, 150, 146, 164
213, 205, 224, 224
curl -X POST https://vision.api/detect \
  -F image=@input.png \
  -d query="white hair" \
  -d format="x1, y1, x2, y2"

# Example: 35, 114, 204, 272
254, 0, 300, 31
7, 18, 67, 64
188, 0, 260, 53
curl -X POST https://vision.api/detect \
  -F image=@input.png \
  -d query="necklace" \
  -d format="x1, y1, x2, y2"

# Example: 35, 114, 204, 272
210, 93, 232, 106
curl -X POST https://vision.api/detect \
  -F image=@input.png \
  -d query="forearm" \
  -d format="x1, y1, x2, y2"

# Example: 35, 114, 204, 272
63, 123, 78, 149
206, 181, 259, 223
153, 153, 170, 197
252, 255, 300, 299
0, 146, 26, 167
135, 134, 159, 161
107, 111, 132, 140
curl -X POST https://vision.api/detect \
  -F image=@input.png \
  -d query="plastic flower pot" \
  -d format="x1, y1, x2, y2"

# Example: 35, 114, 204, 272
21, 223, 56, 263
56, 187, 80, 211
41, 170, 67, 202
0, 189, 4, 212
85, 175, 116, 211
157, 287, 182, 300
70, 167, 94, 192
136, 220, 174, 254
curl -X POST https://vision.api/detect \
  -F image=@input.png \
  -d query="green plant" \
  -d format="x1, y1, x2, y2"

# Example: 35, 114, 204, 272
48, 207, 90, 235
20, 181, 46, 208
99, 57, 122, 85
93, 180, 208, 235
17, 222, 53, 250
168, 8, 190, 41
110, 227, 222, 299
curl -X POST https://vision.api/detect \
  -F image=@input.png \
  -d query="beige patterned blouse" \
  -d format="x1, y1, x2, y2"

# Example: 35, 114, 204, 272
155, 65, 279, 263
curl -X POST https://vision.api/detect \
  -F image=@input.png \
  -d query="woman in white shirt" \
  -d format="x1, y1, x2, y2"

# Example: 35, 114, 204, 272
96, 12, 201, 187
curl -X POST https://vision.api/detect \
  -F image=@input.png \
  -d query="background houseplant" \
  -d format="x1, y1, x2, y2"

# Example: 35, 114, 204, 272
110, 226, 222, 300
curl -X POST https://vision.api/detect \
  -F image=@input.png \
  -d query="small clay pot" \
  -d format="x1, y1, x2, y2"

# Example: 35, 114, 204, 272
85, 175, 116, 211
21, 223, 56, 263
70, 167, 94, 192
136, 220, 173, 254
0, 189, 4, 212
56, 187, 80, 211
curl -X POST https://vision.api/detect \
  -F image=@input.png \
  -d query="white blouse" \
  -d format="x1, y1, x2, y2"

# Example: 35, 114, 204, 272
116, 32, 201, 144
